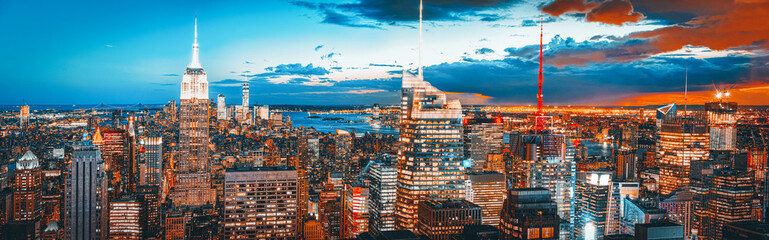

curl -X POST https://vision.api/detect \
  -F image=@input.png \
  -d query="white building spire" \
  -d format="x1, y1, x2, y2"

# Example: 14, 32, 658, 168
418, 0, 423, 79
188, 17, 202, 69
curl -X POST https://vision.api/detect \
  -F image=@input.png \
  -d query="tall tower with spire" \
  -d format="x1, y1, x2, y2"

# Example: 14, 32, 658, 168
394, 0, 465, 231
172, 18, 214, 207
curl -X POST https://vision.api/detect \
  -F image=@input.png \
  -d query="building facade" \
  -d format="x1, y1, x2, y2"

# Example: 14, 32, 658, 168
66, 147, 109, 240
416, 200, 482, 240
499, 188, 560, 240
465, 171, 505, 227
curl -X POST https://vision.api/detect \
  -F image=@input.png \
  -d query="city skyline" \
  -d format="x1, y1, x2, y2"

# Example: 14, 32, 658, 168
2, 0, 768, 106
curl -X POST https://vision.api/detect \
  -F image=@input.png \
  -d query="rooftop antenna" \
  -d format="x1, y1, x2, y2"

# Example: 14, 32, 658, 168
418, 0, 423, 79
684, 62, 688, 116
535, 13, 545, 132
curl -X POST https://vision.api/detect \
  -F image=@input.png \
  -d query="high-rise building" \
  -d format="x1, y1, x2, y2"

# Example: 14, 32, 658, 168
465, 120, 504, 171
658, 188, 693, 238
465, 171, 505, 227
658, 115, 709, 195
615, 147, 636, 181
705, 101, 737, 151
216, 94, 226, 120
304, 219, 324, 240
13, 150, 42, 222
620, 198, 666, 236
66, 147, 109, 240
138, 137, 162, 186
508, 133, 575, 237
240, 83, 249, 121
94, 128, 130, 196
368, 159, 397, 235
635, 222, 685, 240
173, 18, 215, 207
575, 172, 638, 240
417, 199, 482, 240
257, 105, 270, 120
136, 186, 161, 239
499, 188, 560, 240
334, 129, 354, 181
109, 196, 141, 240
606, 182, 640, 236
394, 1, 465, 231
342, 182, 370, 239
223, 166, 298, 239
19, 105, 29, 129
692, 168, 753, 240
395, 69, 465, 231
320, 184, 343, 240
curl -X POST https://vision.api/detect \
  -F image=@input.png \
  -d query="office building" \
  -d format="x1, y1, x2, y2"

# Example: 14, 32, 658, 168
334, 129, 354, 181
465, 171, 505, 227
216, 94, 226, 120
368, 159, 397, 234
138, 137, 162, 186
304, 219, 324, 240
109, 196, 141, 240
417, 199, 482, 240
692, 168, 753, 239
13, 150, 42, 221
635, 221, 684, 240
342, 182, 370, 238
658, 115, 709, 195
173, 18, 215, 207
20, 105, 30, 128
575, 172, 639, 240
658, 187, 693, 238
723, 221, 769, 240
464, 120, 504, 171
705, 101, 737, 151
606, 182, 640, 235
223, 166, 298, 239
499, 188, 560, 240
620, 198, 666, 235
66, 147, 109, 240
508, 133, 575, 237
320, 184, 343, 240
136, 185, 161, 239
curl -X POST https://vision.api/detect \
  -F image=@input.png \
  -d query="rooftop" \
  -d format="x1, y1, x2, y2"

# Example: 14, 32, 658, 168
421, 199, 480, 210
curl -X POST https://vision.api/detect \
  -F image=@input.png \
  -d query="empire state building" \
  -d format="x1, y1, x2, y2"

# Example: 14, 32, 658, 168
171, 18, 215, 206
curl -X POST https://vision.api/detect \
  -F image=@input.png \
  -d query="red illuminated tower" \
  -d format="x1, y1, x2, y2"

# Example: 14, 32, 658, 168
535, 14, 545, 132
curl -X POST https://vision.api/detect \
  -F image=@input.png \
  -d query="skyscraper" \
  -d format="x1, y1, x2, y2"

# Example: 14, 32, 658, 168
19, 105, 29, 129
108, 196, 141, 240
368, 159, 397, 235
13, 150, 42, 222
342, 182, 370, 239
334, 129, 353, 181
658, 115, 709, 195
222, 166, 298, 239
465, 171, 505, 227
692, 167, 753, 239
320, 184, 343, 240
508, 133, 575, 236
416, 199, 482, 240
705, 101, 737, 151
499, 188, 560, 240
216, 94, 226, 120
66, 147, 109, 240
241, 83, 249, 121
138, 137, 162, 186
394, 0, 465, 231
575, 172, 638, 240
173, 18, 214, 207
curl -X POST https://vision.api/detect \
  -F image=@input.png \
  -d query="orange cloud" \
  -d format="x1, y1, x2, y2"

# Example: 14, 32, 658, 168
614, 82, 769, 106
543, 0, 643, 25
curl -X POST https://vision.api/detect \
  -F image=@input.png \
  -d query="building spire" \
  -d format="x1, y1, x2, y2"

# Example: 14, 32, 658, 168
535, 13, 545, 132
418, 0, 423, 79
188, 17, 202, 69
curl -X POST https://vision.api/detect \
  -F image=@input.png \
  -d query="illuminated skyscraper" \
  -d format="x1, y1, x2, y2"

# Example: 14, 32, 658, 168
13, 151, 42, 222
658, 115, 709, 195
222, 166, 298, 239
237, 83, 249, 122
705, 101, 737, 151
19, 105, 29, 129
216, 94, 226, 120
394, 0, 465, 231
320, 184, 343, 240
342, 183, 370, 239
508, 133, 575, 236
499, 188, 560, 240
335, 129, 354, 181
416, 199, 482, 240
692, 168, 753, 239
138, 137, 162, 186
368, 159, 397, 234
465, 120, 504, 171
108, 196, 141, 240
173, 18, 214, 207
66, 147, 109, 240
465, 171, 505, 227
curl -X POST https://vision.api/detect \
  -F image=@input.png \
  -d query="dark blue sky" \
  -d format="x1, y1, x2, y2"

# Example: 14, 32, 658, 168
1, 0, 767, 105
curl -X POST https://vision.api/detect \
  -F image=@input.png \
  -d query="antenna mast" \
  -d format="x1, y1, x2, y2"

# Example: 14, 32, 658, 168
418, 0, 423, 79
684, 63, 688, 116
535, 13, 545, 132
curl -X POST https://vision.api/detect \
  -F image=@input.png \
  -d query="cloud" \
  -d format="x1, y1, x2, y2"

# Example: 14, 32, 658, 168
260, 63, 330, 77
105, 45, 113, 48
291, 0, 520, 28
162, 73, 179, 77
475, 48, 496, 55
315, 45, 324, 51
543, 0, 644, 25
